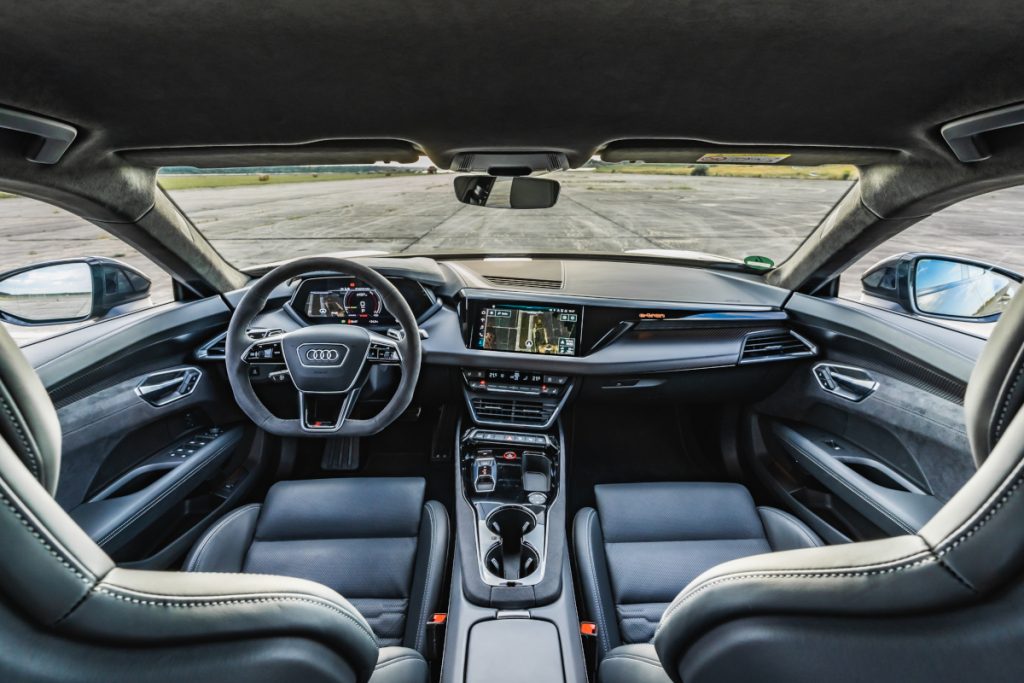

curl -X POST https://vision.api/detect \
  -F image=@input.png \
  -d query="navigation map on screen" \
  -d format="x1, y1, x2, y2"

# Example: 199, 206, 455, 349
476, 304, 580, 356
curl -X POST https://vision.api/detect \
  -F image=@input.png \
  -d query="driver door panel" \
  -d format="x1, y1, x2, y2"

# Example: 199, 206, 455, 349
20, 296, 259, 566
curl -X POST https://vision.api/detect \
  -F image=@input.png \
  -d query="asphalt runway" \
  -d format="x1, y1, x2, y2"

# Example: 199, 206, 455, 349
2, 172, 1024, 345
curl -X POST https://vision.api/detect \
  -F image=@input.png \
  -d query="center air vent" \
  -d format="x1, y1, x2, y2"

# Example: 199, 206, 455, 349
739, 330, 816, 364
483, 275, 563, 290
470, 396, 557, 426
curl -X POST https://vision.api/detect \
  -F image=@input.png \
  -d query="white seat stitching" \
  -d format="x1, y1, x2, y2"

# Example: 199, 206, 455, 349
95, 584, 378, 645
0, 485, 94, 585
0, 391, 43, 481
584, 508, 611, 655
414, 503, 437, 653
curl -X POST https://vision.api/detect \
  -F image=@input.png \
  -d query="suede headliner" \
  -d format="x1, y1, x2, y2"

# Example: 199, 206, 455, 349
2, 1, 1024, 166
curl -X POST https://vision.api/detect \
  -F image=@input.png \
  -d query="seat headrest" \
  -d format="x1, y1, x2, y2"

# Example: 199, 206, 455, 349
0, 325, 61, 495
965, 289, 1024, 467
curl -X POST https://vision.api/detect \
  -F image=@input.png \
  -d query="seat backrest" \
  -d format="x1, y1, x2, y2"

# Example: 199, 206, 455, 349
654, 287, 1024, 683
0, 325, 380, 682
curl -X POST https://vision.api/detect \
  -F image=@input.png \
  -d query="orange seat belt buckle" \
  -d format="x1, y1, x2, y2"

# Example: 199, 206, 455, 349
580, 621, 598, 636
430, 613, 447, 625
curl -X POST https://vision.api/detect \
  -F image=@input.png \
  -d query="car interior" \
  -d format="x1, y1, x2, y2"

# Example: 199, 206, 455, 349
3, 2, 1024, 682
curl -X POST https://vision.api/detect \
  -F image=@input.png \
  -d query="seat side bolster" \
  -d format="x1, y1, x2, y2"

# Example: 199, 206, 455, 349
56, 566, 380, 683
368, 647, 429, 683
756, 506, 822, 551
185, 504, 261, 572
598, 644, 673, 683
653, 535, 972, 683
573, 507, 620, 658
403, 500, 449, 653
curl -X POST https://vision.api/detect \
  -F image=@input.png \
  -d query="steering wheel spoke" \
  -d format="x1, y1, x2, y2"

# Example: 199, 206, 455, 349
298, 389, 361, 432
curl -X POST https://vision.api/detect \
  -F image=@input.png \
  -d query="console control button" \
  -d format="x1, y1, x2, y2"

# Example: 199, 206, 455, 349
473, 456, 497, 493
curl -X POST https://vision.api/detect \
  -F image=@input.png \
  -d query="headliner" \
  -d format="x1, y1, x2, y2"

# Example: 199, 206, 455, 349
2, 1, 1024, 168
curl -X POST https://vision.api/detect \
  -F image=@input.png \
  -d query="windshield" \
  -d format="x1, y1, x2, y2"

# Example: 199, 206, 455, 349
159, 162, 857, 269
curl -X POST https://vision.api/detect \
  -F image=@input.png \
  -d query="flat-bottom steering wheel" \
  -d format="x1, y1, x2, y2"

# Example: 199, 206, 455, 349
225, 257, 421, 437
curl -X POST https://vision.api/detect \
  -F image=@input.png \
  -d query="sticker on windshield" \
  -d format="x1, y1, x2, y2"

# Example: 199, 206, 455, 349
696, 153, 791, 164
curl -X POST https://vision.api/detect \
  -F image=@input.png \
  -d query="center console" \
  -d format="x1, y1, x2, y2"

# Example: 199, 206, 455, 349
442, 364, 587, 683
461, 427, 559, 586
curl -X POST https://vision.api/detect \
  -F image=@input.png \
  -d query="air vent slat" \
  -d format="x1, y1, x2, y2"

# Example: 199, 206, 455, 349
470, 396, 556, 425
483, 275, 563, 290
739, 330, 815, 363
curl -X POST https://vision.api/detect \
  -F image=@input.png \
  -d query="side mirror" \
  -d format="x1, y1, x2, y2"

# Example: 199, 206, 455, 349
453, 175, 560, 209
861, 253, 1021, 322
0, 257, 152, 326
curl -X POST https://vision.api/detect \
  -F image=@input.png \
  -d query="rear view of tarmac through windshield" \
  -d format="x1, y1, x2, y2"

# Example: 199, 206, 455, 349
159, 163, 857, 268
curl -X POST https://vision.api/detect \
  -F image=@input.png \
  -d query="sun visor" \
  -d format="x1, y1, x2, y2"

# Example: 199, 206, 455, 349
600, 140, 899, 166
121, 140, 422, 168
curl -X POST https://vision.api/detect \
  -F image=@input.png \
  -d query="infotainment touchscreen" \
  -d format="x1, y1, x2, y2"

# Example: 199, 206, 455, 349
473, 303, 581, 356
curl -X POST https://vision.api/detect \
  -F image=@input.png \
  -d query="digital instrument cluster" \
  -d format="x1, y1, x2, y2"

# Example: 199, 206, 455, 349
291, 276, 396, 327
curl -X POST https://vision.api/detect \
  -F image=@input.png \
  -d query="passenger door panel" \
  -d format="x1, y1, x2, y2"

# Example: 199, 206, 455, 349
744, 294, 980, 543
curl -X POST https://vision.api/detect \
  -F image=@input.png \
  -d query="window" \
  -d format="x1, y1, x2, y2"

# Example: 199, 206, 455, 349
839, 186, 1024, 337
158, 163, 857, 269
0, 191, 174, 346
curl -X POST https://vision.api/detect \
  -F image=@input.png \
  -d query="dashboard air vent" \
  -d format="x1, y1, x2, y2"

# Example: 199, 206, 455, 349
739, 330, 816, 364
195, 328, 283, 361
470, 396, 557, 426
483, 275, 563, 290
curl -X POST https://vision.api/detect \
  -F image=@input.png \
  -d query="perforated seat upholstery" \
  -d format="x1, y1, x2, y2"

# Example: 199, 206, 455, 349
187, 477, 448, 652
574, 482, 821, 656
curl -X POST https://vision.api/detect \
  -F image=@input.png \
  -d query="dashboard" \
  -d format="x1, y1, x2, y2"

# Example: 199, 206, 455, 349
223, 257, 814, 379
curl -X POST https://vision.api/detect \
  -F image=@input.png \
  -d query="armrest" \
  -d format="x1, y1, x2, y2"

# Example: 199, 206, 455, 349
772, 422, 942, 534
56, 566, 379, 682
71, 426, 243, 553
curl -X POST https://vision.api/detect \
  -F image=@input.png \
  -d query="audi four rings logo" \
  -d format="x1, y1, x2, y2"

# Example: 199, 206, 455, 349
305, 348, 340, 362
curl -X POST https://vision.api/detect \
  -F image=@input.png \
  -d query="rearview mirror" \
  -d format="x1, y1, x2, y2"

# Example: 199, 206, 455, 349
453, 175, 560, 209
860, 253, 1020, 322
0, 257, 152, 325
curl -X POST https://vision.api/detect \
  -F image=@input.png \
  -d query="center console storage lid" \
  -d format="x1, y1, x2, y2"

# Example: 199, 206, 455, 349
465, 619, 564, 683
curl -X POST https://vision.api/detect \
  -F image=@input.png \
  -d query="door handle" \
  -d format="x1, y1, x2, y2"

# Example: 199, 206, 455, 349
812, 363, 878, 402
135, 368, 202, 406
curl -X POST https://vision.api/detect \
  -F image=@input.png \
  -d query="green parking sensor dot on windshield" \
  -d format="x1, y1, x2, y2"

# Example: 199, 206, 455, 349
744, 255, 775, 270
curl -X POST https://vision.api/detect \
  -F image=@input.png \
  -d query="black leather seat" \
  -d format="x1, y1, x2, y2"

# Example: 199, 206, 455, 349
588, 288, 1024, 683
574, 481, 821, 666
186, 477, 448, 654
0, 318, 440, 683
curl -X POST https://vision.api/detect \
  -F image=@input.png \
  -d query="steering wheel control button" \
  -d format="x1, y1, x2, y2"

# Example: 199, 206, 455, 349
244, 342, 283, 363
368, 342, 400, 362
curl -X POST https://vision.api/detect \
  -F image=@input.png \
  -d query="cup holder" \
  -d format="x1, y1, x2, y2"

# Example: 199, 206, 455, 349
483, 506, 540, 580
486, 506, 537, 536
485, 542, 540, 580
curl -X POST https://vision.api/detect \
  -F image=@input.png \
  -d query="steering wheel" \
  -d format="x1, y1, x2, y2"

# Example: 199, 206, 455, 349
225, 257, 422, 437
